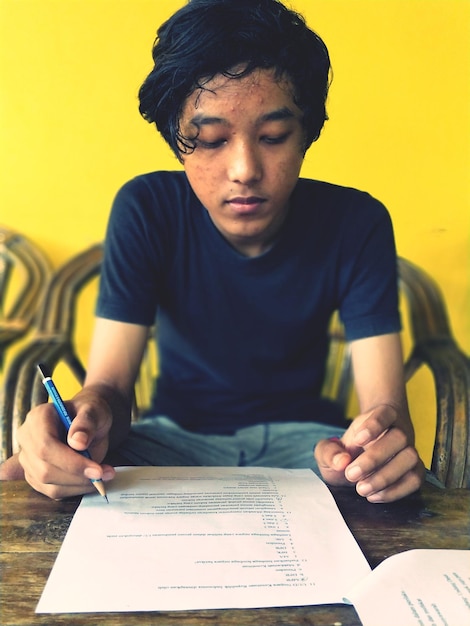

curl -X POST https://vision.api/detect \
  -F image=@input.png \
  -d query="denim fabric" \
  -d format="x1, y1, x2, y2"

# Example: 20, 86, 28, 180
114, 416, 346, 476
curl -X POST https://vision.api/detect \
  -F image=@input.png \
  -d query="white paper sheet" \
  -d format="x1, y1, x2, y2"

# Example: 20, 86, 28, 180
345, 549, 470, 626
36, 466, 371, 613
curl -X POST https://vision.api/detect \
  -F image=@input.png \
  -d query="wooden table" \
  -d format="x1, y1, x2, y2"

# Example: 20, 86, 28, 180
1, 480, 469, 626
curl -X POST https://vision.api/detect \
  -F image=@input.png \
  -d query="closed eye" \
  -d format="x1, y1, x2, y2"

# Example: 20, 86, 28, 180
195, 138, 227, 150
194, 131, 292, 150
261, 132, 291, 145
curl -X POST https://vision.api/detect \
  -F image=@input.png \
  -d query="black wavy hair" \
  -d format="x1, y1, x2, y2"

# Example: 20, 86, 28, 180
138, 0, 331, 158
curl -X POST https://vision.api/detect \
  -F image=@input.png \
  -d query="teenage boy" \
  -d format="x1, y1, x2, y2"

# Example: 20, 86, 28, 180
1, 0, 424, 502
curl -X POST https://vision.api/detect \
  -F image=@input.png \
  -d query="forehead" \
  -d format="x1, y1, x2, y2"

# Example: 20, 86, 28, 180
181, 68, 299, 120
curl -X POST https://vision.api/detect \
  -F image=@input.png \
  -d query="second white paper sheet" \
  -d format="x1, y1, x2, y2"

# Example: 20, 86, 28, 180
36, 466, 371, 613
345, 549, 470, 626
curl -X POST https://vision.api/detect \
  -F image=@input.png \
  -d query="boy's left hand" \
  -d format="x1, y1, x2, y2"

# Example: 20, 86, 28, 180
314, 404, 425, 503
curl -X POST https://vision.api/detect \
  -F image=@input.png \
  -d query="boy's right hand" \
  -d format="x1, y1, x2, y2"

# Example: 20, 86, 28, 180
15, 395, 115, 500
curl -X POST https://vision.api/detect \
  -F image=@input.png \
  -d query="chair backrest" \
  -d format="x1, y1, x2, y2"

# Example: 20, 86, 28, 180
321, 311, 351, 411
0, 243, 152, 460
0, 244, 103, 460
1, 252, 468, 488
0, 226, 51, 368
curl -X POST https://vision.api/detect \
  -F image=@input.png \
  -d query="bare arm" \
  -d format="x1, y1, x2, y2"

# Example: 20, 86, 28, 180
314, 333, 425, 502
12, 318, 149, 499
79, 317, 150, 450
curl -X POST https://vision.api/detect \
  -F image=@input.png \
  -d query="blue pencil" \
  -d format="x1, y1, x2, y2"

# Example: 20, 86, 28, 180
37, 363, 108, 502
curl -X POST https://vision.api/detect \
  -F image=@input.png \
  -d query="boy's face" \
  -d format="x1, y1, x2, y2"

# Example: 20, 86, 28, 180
179, 69, 305, 257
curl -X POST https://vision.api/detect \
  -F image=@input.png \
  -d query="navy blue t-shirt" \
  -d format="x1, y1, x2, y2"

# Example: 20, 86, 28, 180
97, 172, 400, 432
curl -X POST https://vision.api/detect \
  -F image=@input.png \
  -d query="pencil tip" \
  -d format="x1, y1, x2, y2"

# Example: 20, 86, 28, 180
105, 495, 109, 503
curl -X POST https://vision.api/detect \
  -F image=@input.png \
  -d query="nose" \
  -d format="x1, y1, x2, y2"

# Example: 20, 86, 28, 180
227, 140, 263, 185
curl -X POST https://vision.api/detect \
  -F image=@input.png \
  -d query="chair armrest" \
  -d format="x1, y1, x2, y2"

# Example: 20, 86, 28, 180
405, 338, 470, 489
399, 257, 470, 488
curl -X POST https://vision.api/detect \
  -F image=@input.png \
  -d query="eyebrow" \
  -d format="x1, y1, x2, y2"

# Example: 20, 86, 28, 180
188, 106, 296, 128
260, 107, 296, 123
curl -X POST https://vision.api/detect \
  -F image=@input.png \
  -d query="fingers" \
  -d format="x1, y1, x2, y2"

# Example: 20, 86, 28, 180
315, 408, 425, 503
19, 439, 116, 500
18, 428, 92, 499
344, 405, 399, 449
347, 437, 425, 503
361, 463, 425, 503
345, 424, 409, 485
16, 400, 115, 500
18, 426, 110, 499
66, 396, 113, 458
314, 437, 355, 487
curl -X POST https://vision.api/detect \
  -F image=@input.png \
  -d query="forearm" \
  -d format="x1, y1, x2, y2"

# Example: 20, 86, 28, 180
315, 333, 425, 502
79, 318, 151, 452
351, 333, 416, 440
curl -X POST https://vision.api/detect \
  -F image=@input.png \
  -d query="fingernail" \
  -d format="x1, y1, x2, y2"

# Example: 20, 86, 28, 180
84, 467, 101, 480
346, 465, 362, 481
367, 492, 384, 503
70, 431, 88, 447
355, 429, 371, 446
332, 453, 346, 469
356, 481, 373, 496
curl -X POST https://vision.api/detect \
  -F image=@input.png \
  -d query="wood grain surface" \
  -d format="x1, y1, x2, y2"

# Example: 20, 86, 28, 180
1, 480, 468, 626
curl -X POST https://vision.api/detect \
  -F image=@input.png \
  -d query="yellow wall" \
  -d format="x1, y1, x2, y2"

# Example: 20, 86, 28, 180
1, 1, 469, 464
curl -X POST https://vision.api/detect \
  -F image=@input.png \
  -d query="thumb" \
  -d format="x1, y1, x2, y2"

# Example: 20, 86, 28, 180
315, 436, 353, 485
66, 399, 110, 454
68, 427, 91, 452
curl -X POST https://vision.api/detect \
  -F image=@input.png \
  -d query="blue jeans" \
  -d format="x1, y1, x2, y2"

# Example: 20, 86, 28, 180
114, 417, 346, 476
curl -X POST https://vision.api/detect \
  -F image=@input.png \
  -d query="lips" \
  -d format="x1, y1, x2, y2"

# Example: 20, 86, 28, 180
226, 196, 266, 214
